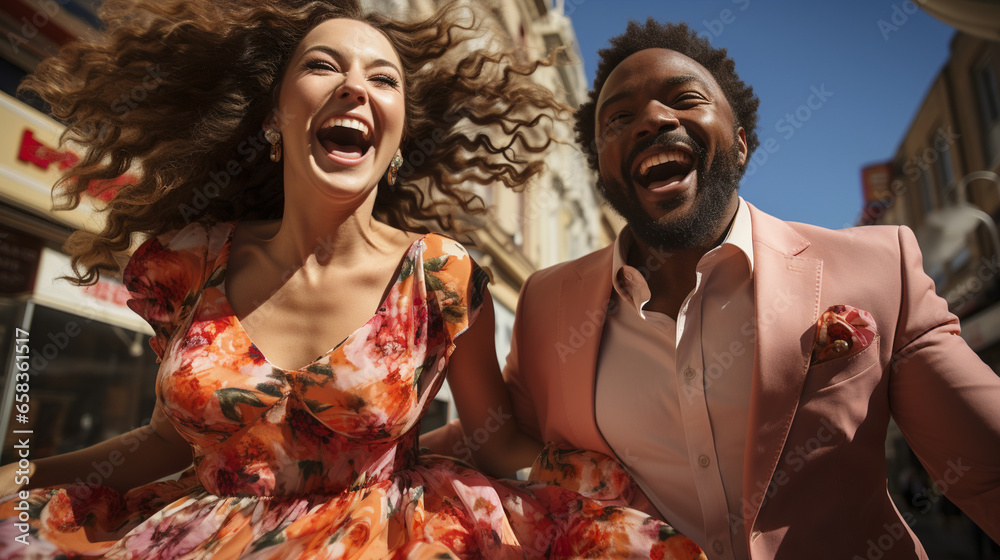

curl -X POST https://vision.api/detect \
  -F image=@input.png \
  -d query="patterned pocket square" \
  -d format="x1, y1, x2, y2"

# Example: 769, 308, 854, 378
811, 305, 877, 365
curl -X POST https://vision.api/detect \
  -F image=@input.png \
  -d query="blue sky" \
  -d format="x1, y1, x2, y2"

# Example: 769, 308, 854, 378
564, 0, 955, 230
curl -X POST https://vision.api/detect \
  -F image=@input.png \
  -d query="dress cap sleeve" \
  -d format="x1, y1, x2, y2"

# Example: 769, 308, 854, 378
124, 222, 233, 358
420, 234, 490, 344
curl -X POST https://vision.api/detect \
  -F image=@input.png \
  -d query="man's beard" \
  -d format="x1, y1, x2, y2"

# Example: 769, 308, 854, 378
596, 133, 745, 252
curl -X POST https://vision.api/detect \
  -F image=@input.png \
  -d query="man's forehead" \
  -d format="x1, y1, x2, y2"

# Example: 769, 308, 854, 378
598, 48, 716, 101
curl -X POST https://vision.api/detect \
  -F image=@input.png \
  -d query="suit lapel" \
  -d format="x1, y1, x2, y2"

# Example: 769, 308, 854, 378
743, 204, 822, 532
556, 246, 617, 457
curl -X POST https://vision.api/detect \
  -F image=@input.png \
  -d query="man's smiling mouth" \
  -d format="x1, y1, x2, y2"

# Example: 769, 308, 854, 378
634, 149, 694, 188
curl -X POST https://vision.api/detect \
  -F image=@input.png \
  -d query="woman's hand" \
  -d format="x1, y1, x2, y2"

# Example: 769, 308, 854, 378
0, 402, 191, 498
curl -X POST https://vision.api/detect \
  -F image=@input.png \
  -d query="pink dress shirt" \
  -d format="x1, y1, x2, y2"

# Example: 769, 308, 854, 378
595, 197, 755, 560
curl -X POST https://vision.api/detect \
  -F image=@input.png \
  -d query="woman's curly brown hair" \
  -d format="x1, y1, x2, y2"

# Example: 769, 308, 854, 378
21, 0, 567, 284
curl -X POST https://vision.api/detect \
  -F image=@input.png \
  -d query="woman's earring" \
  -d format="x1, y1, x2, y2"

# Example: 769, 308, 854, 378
264, 127, 282, 163
387, 150, 403, 186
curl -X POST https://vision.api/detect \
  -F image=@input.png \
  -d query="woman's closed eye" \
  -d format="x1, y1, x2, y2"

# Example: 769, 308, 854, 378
370, 74, 400, 89
305, 59, 338, 72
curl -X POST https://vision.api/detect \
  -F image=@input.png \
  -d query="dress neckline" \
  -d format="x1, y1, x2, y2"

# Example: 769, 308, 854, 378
215, 223, 430, 372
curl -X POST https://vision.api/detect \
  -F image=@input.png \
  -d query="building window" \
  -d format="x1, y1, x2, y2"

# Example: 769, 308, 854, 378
975, 56, 1000, 165
1, 304, 158, 464
918, 167, 936, 215
932, 128, 955, 204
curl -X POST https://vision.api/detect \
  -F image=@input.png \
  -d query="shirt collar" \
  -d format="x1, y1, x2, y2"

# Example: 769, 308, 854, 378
727, 197, 755, 275
611, 196, 755, 303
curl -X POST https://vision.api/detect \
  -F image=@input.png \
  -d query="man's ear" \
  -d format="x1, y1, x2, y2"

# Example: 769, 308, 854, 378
736, 127, 748, 167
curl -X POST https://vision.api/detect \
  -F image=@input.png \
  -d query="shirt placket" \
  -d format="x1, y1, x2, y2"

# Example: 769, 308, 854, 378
675, 261, 738, 560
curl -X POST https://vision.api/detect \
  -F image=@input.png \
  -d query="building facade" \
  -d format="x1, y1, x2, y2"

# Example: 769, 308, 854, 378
860, 30, 1000, 556
0, 0, 164, 465
861, 31, 1000, 371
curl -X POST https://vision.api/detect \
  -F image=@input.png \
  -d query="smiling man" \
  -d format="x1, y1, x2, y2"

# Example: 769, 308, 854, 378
498, 19, 1000, 560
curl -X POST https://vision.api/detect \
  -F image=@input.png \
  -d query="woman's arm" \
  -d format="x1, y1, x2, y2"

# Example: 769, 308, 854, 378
0, 401, 192, 497
446, 290, 542, 477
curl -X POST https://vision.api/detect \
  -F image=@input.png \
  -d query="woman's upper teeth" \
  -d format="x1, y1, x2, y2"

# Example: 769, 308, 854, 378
324, 117, 370, 140
639, 150, 691, 176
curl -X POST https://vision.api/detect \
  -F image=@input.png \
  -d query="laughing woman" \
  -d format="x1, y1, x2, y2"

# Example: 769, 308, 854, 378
0, 0, 704, 558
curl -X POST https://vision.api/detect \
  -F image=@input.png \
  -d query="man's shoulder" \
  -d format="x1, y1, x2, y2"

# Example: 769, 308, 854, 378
783, 220, 906, 256
785, 219, 900, 241
742, 197, 897, 247
523, 244, 614, 290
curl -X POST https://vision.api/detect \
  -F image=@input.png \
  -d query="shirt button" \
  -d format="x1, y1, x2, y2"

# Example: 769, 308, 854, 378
683, 368, 696, 380
713, 540, 725, 555
698, 455, 710, 468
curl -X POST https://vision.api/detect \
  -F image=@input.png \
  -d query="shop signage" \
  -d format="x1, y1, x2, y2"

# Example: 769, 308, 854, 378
32, 247, 151, 334
16, 128, 131, 202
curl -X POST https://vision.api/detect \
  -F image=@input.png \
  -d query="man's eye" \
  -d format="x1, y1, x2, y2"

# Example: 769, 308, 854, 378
607, 113, 629, 127
675, 93, 705, 104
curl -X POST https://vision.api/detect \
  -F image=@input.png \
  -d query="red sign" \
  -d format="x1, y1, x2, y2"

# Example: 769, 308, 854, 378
17, 128, 134, 202
82, 280, 132, 309
18, 129, 78, 171
861, 162, 894, 205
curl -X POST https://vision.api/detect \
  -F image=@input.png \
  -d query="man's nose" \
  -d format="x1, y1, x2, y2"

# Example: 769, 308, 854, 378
633, 102, 679, 141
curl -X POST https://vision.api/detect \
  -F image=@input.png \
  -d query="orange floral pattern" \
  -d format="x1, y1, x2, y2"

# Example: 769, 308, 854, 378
0, 222, 705, 559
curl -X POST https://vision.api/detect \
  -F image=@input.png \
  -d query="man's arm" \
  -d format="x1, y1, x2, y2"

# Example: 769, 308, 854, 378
501, 272, 543, 442
889, 226, 1000, 541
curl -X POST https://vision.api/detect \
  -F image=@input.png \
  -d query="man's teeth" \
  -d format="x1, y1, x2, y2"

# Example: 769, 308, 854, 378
639, 150, 692, 176
324, 117, 370, 140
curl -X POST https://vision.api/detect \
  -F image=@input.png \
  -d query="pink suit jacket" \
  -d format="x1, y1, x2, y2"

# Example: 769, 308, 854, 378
502, 203, 1000, 559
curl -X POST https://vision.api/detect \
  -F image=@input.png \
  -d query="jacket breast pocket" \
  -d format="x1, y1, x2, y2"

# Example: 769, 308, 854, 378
801, 336, 881, 396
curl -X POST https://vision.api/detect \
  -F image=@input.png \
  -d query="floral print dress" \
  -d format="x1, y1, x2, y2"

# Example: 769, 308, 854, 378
0, 222, 705, 560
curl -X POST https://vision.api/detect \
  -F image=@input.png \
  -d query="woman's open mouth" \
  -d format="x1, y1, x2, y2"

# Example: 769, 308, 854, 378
317, 116, 373, 163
